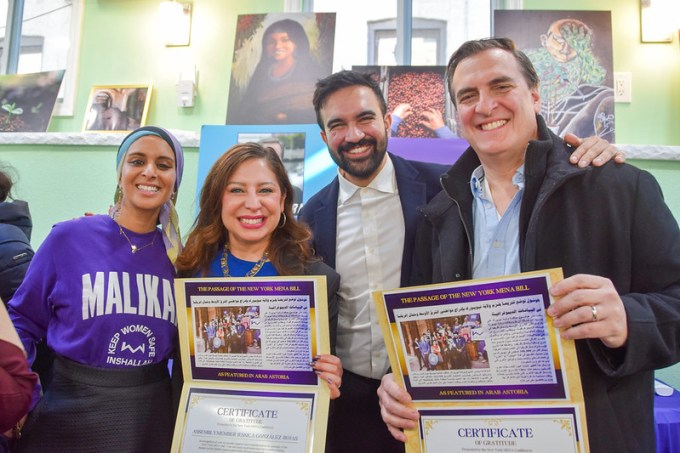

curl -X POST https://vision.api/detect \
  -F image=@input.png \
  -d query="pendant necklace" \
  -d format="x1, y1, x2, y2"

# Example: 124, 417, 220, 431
220, 243, 269, 277
117, 222, 156, 254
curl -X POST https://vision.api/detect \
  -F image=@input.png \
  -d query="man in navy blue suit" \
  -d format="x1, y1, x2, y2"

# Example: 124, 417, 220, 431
299, 70, 622, 453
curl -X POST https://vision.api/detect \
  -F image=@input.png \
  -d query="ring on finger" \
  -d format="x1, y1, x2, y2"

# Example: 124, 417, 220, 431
591, 305, 598, 322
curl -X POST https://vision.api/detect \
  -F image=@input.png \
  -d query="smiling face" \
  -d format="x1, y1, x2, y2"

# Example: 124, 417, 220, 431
451, 48, 540, 163
220, 158, 285, 255
118, 135, 176, 221
319, 85, 391, 187
266, 32, 296, 62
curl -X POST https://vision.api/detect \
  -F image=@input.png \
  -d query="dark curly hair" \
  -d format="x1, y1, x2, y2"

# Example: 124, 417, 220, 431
313, 70, 388, 131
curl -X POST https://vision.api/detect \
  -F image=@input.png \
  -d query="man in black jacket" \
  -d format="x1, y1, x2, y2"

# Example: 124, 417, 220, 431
377, 38, 680, 453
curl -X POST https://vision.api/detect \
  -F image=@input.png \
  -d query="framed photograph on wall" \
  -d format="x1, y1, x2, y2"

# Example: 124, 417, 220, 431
353, 64, 457, 140
82, 84, 152, 132
640, 0, 674, 43
225, 12, 336, 125
0, 70, 65, 132
494, 10, 615, 142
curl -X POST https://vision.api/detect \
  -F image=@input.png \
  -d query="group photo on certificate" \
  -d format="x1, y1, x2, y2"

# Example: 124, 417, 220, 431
392, 275, 562, 395
194, 305, 262, 356
401, 312, 490, 373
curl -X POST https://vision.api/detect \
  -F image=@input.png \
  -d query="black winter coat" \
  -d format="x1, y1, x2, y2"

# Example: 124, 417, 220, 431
413, 116, 680, 453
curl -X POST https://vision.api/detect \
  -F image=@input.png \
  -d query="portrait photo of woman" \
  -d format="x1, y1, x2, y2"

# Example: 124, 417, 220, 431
226, 13, 336, 125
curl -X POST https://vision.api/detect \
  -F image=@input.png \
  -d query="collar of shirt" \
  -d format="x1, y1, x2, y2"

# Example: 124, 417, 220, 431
337, 154, 397, 205
470, 164, 526, 203
470, 164, 525, 279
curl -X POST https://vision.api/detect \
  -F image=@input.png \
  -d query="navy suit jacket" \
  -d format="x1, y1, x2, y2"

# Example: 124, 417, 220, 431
299, 153, 448, 286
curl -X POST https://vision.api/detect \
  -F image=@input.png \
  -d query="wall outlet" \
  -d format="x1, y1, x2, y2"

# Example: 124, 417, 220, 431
614, 72, 632, 103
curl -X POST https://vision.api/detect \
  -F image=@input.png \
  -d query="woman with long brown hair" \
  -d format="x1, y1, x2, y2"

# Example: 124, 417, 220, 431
176, 142, 342, 396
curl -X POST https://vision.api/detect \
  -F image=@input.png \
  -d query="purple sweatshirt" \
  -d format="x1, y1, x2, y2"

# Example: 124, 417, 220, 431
9, 215, 177, 368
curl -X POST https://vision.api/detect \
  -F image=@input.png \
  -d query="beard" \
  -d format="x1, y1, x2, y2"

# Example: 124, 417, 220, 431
330, 136, 388, 180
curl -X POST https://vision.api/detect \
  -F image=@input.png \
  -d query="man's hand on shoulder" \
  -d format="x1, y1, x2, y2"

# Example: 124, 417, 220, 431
564, 133, 626, 168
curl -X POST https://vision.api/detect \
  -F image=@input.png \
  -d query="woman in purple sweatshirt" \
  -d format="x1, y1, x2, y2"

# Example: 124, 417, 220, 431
9, 126, 184, 452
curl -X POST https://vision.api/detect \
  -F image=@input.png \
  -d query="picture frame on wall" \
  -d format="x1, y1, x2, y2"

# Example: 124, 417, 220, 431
494, 10, 615, 143
225, 12, 336, 125
640, 0, 674, 43
353, 65, 456, 140
82, 84, 152, 132
0, 70, 65, 133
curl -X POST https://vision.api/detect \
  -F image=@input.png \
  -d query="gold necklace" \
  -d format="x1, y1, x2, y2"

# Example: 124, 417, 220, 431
220, 243, 269, 277
117, 222, 156, 254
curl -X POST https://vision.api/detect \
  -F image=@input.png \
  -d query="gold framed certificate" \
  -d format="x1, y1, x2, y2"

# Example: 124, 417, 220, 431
172, 276, 331, 452
373, 269, 590, 453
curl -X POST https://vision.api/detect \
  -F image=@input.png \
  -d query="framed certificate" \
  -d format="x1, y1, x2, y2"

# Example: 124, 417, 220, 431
172, 276, 332, 452
373, 269, 590, 453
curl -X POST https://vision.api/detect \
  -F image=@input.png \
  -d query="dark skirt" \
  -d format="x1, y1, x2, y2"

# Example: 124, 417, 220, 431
16, 356, 174, 453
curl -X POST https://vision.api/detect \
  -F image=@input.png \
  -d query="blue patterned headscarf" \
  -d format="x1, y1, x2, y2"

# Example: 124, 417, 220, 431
110, 126, 184, 263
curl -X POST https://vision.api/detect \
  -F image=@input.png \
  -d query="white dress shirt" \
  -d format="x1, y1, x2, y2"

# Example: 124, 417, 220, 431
335, 155, 405, 379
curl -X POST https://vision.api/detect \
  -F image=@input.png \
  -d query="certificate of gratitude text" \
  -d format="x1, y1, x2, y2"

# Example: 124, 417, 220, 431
373, 269, 589, 453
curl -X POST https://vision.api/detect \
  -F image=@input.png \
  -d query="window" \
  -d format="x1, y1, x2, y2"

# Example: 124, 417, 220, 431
294, 0, 520, 68
0, 0, 83, 116
368, 18, 447, 65
308, 0, 398, 70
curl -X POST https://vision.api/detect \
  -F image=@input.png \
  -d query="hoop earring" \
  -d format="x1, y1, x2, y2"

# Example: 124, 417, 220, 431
278, 212, 287, 229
